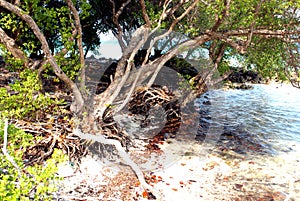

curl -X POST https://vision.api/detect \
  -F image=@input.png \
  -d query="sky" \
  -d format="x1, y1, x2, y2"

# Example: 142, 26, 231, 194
88, 31, 122, 59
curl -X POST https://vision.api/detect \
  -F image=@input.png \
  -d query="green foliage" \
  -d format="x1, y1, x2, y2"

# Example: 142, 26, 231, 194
0, 0, 92, 77
0, 122, 68, 200
2, 54, 25, 71
244, 38, 287, 80
218, 60, 231, 76
166, 57, 195, 80
177, 73, 194, 91
1, 0, 300, 89
55, 55, 81, 80
0, 69, 63, 119
145, 1, 164, 28
217, 47, 239, 76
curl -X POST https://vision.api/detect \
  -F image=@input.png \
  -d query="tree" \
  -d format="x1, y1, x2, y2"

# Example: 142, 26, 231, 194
1, 0, 300, 197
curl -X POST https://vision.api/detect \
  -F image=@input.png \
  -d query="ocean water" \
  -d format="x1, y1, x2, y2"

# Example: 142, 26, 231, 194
196, 83, 300, 155
194, 84, 300, 199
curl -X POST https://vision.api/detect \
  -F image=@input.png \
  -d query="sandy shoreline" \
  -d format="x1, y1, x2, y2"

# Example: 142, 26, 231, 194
56, 137, 300, 201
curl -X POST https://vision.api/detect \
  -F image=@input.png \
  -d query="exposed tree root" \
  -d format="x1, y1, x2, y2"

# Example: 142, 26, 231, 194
10, 85, 182, 200
12, 118, 87, 166
74, 129, 163, 200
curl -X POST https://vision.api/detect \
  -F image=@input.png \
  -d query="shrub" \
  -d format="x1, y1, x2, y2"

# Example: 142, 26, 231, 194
0, 69, 64, 119
0, 122, 68, 200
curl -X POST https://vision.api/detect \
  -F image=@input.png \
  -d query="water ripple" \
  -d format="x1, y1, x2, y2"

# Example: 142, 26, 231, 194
196, 84, 300, 154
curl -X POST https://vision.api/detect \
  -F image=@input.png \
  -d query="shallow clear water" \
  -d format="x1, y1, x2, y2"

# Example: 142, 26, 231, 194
194, 84, 300, 199
196, 84, 300, 155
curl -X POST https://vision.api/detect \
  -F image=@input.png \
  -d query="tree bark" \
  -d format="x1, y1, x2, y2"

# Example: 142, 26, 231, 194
93, 26, 150, 119
66, 0, 86, 92
0, 27, 28, 64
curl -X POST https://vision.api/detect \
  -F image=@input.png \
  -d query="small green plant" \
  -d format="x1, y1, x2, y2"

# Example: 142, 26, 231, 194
0, 122, 68, 201
177, 73, 193, 91
0, 69, 64, 119
2, 54, 25, 71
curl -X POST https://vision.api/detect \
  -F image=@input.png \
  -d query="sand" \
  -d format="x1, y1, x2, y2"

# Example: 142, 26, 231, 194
55, 137, 300, 201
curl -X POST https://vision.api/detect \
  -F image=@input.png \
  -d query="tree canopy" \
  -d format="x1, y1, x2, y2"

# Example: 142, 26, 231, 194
1, 0, 299, 84
0, 0, 299, 128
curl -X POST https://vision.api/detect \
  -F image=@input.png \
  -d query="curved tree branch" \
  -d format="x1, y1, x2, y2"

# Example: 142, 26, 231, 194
109, 0, 131, 52
66, 0, 86, 93
66, 0, 84, 67
93, 26, 150, 118
0, 0, 84, 113
142, 0, 199, 66
0, 27, 28, 64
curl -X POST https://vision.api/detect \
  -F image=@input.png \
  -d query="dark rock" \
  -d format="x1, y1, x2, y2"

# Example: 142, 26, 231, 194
227, 70, 264, 84
236, 84, 254, 90
203, 100, 211, 105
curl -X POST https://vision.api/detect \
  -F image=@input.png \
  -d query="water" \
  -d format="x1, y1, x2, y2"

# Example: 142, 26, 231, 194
194, 84, 300, 199
196, 83, 300, 155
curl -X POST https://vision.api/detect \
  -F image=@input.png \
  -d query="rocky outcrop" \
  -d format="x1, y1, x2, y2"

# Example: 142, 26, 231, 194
223, 83, 254, 90
227, 70, 265, 84
224, 70, 266, 90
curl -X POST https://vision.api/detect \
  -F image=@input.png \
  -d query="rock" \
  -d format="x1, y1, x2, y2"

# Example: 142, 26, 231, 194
236, 84, 254, 90
227, 70, 265, 84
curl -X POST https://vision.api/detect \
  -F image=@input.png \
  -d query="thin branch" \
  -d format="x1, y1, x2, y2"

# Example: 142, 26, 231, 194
204, 43, 226, 81
211, 0, 231, 31
208, 40, 217, 58
147, 33, 211, 87
224, 29, 300, 39
208, 31, 247, 54
210, 26, 300, 54
214, 44, 226, 65
56, 28, 78, 57
283, 46, 300, 89
139, 0, 151, 27
142, 0, 199, 66
200, 0, 209, 6
66, 0, 85, 91
158, 0, 172, 25
170, 0, 200, 31
245, 0, 264, 49
115, 65, 143, 113
139, 0, 172, 65
115, 0, 131, 20
209, 69, 233, 85
109, 0, 131, 52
